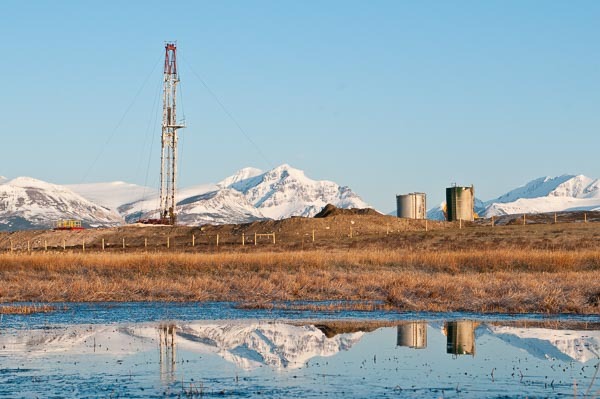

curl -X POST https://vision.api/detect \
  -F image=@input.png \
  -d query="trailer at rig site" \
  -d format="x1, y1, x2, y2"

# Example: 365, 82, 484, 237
54, 220, 85, 231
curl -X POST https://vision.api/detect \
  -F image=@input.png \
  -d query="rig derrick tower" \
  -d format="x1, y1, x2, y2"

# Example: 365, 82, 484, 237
159, 42, 185, 225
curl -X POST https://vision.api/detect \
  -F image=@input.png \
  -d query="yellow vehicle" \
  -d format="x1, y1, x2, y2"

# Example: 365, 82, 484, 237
54, 220, 84, 230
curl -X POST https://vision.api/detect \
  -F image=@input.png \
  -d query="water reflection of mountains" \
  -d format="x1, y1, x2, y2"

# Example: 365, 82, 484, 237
1, 320, 598, 368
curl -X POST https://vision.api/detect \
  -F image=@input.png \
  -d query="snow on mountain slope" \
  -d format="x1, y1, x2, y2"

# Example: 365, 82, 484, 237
119, 164, 371, 224
0, 176, 7, 184
488, 326, 600, 363
0, 177, 123, 230
66, 181, 153, 210
175, 188, 267, 225
117, 183, 219, 223
1, 165, 369, 228
483, 174, 600, 217
483, 196, 600, 217
217, 167, 263, 189
176, 321, 364, 370
221, 164, 371, 219
92, 165, 369, 225
549, 175, 600, 199
486, 175, 576, 205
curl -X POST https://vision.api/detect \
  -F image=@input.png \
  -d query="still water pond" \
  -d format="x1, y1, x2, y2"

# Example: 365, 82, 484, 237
0, 302, 599, 398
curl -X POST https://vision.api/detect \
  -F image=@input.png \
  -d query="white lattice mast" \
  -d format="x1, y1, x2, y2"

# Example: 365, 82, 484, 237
159, 42, 185, 224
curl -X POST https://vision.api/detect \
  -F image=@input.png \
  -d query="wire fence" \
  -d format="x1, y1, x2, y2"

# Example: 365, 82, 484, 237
1, 212, 598, 254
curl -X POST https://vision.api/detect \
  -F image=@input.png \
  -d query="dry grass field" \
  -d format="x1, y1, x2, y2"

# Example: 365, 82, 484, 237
1, 212, 599, 314
0, 248, 598, 314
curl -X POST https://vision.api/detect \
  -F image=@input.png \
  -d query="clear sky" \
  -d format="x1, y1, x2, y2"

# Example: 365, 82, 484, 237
1, 1, 599, 211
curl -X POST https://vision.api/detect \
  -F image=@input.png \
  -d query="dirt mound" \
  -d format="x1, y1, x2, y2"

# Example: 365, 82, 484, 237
313, 204, 382, 218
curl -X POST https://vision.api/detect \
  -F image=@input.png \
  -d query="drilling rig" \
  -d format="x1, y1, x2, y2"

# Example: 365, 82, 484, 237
158, 42, 185, 225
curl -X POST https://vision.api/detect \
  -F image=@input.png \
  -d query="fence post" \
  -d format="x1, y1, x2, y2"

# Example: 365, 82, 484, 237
9, 239, 13, 252
167, 237, 170, 249
192, 234, 195, 247
312, 229, 315, 242
122, 238, 125, 249
585, 213, 587, 223
216, 234, 219, 247
273, 233, 276, 244
102, 238, 105, 251
82, 240, 85, 252
144, 238, 147, 249
459, 219, 462, 229
63, 239, 66, 251
554, 213, 557, 224
425, 219, 428, 232
254, 232, 257, 246
27, 241, 30, 253
242, 233, 245, 246
523, 214, 526, 225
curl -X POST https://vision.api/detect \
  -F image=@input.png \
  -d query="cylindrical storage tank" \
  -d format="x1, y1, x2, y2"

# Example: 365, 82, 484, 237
396, 193, 427, 219
445, 321, 476, 356
446, 186, 474, 221
396, 322, 428, 349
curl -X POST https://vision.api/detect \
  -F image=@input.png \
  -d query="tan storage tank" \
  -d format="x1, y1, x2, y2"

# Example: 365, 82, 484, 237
446, 185, 474, 221
396, 192, 427, 219
396, 322, 428, 349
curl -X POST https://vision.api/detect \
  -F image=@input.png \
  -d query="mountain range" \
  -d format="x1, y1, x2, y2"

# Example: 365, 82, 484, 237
0, 164, 369, 230
2, 166, 600, 230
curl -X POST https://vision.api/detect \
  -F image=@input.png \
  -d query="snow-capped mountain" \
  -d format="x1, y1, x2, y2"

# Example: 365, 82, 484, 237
487, 175, 577, 204
0, 177, 123, 230
0, 165, 369, 229
220, 164, 370, 219
171, 188, 267, 225
111, 164, 370, 225
427, 174, 600, 220
481, 174, 600, 217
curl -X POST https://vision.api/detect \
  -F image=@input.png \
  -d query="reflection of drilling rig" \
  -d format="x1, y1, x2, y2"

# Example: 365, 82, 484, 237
396, 322, 428, 349
444, 320, 478, 356
159, 324, 177, 383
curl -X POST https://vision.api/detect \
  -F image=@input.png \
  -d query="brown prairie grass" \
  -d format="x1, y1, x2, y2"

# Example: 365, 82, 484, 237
0, 304, 60, 315
0, 249, 599, 314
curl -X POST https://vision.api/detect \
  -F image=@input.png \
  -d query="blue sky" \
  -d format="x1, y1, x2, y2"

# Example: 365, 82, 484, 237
1, 1, 599, 211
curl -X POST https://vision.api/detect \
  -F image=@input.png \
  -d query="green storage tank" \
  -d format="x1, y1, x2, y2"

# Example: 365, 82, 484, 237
446, 185, 474, 221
